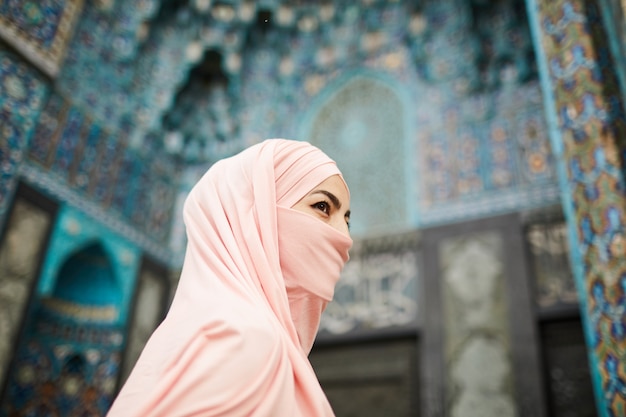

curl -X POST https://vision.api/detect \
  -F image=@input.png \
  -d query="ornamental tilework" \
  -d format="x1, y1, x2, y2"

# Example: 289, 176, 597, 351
90, 134, 122, 206
111, 148, 140, 220
146, 178, 177, 243
25, 88, 179, 254
453, 126, 483, 197
43, 0, 562, 241
248, 0, 559, 230
0, 312, 123, 417
58, 0, 194, 141
486, 121, 518, 189
27, 92, 66, 167
52, 106, 84, 180
414, 80, 559, 225
74, 124, 102, 194
301, 9, 549, 227
0, 0, 84, 77
0, 46, 48, 226
4, 0, 564, 265
534, 0, 626, 415
0, 230, 143, 415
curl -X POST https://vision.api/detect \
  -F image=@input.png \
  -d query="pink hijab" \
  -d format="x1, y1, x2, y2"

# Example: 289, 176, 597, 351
107, 139, 352, 416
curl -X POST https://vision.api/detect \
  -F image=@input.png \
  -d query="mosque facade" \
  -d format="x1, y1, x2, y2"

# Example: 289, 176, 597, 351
0, 0, 624, 416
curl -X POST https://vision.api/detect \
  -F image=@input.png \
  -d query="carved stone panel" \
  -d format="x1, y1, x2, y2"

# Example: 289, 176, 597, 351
440, 232, 516, 417
319, 232, 420, 336
525, 220, 578, 308
422, 214, 546, 417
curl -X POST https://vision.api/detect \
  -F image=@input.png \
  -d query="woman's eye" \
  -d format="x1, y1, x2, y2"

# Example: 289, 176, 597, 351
313, 201, 330, 214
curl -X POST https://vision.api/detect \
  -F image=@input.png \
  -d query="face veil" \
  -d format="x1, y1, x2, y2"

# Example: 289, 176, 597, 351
277, 206, 351, 354
107, 139, 352, 417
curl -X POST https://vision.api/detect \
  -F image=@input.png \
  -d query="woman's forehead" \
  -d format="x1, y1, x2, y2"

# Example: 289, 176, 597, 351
306, 175, 350, 202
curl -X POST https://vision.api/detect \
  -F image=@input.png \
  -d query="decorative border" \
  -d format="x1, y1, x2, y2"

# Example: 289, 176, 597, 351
419, 183, 561, 226
19, 162, 174, 268
0, 0, 84, 77
527, 0, 626, 415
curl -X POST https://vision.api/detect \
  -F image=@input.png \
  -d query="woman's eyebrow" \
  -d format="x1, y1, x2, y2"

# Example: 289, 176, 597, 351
311, 190, 342, 209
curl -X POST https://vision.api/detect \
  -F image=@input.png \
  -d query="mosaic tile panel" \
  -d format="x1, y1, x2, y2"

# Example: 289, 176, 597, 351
25, 91, 179, 249
90, 134, 122, 206
36, 205, 140, 324
0, 45, 49, 225
515, 113, 556, 183
415, 79, 559, 226
0, 0, 84, 76
58, 0, 195, 140
20, 161, 173, 266
52, 106, 84, 180
24, 0, 562, 246
113, 0, 563, 246
0, 314, 123, 416
320, 233, 420, 335
532, 0, 626, 415
454, 126, 483, 197
145, 178, 176, 243
284, 0, 557, 231
0, 202, 146, 415
73, 123, 102, 193
27, 92, 67, 167
111, 148, 141, 220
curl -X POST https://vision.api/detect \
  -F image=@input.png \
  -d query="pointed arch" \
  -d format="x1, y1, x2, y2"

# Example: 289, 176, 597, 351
301, 71, 415, 236
53, 241, 120, 306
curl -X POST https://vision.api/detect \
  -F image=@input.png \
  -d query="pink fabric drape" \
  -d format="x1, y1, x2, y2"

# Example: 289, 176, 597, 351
107, 139, 352, 417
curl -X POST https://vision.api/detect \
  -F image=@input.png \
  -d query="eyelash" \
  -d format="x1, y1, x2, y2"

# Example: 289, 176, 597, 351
312, 201, 331, 215
312, 201, 351, 229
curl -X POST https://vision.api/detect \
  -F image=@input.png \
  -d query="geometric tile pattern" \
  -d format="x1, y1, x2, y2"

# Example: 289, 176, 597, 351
54, 0, 562, 243
27, 91, 179, 247
0, 44, 49, 226
239, 0, 561, 231
0, 309, 123, 416
0, 0, 84, 76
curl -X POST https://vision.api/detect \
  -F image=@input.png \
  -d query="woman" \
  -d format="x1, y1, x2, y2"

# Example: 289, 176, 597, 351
107, 139, 352, 416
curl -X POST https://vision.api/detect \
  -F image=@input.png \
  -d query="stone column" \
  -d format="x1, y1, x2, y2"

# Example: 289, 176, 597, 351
526, 0, 626, 415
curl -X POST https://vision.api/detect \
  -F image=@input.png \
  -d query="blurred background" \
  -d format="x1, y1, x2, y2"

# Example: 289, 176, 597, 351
1, 0, 626, 415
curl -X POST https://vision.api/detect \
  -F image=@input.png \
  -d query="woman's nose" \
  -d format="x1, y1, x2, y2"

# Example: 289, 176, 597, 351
331, 216, 350, 237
